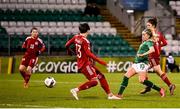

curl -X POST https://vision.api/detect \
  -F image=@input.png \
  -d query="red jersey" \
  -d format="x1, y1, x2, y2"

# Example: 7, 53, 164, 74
65, 34, 106, 69
22, 36, 45, 58
149, 31, 167, 58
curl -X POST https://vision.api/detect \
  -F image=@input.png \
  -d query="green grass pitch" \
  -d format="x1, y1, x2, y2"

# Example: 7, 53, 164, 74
0, 73, 180, 108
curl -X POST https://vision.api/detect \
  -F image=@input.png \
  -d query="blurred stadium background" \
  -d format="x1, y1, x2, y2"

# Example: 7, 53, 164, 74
0, 0, 179, 56
0, 0, 179, 73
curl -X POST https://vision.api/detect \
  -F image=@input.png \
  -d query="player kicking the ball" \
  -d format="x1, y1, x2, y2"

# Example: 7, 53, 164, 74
19, 27, 45, 88
65, 23, 120, 100
117, 29, 165, 99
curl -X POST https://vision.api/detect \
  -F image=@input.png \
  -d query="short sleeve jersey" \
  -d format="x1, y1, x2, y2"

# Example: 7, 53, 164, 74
135, 40, 154, 64
23, 36, 45, 58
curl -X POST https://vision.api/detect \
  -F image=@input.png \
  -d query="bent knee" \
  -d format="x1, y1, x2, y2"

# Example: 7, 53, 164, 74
19, 66, 24, 72
93, 80, 98, 86
91, 78, 98, 85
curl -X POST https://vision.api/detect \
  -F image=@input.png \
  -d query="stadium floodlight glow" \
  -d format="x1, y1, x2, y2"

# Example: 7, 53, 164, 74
127, 10, 134, 14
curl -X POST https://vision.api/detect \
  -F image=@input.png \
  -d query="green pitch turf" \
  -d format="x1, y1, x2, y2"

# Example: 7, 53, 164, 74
0, 73, 179, 108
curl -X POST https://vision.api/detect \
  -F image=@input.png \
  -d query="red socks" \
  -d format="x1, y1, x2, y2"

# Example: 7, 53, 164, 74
78, 80, 98, 91
94, 66, 111, 94
145, 73, 171, 87
25, 73, 31, 84
20, 70, 31, 84
97, 73, 110, 94
20, 71, 26, 79
160, 73, 171, 86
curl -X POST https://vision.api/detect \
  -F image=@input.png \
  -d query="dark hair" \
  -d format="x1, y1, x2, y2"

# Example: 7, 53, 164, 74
147, 17, 157, 28
30, 27, 38, 33
143, 28, 153, 38
79, 23, 90, 33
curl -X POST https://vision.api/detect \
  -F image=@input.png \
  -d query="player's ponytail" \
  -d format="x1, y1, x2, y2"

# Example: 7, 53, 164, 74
147, 17, 157, 28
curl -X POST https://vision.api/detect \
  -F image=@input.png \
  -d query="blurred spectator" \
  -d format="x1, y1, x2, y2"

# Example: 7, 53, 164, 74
84, 3, 100, 16
173, 10, 177, 16
84, 3, 93, 16
87, 0, 96, 4
91, 3, 100, 16
166, 53, 180, 73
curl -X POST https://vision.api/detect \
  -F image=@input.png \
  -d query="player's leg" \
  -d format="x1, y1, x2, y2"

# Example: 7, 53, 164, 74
78, 65, 98, 91
152, 58, 172, 86
154, 65, 171, 85
139, 72, 165, 97
70, 65, 98, 100
19, 57, 30, 88
23, 66, 32, 88
94, 66, 121, 99
139, 66, 151, 94
19, 65, 27, 81
94, 66, 110, 94
19, 57, 29, 80
23, 57, 38, 88
153, 64, 175, 95
140, 58, 174, 94
117, 66, 136, 98
169, 64, 173, 72
172, 64, 179, 72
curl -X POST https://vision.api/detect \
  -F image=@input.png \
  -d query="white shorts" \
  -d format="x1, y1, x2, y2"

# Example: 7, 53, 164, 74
132, 63, 149, 73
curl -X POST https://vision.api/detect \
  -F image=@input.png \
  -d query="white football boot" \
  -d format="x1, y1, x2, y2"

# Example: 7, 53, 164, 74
70, 88, 79, 100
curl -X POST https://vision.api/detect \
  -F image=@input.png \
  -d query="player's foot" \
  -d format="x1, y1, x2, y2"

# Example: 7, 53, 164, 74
140, 86, 151, 94
70, 88, 79, 100
23, 82, 29, 88
169, 84, 176, 95
116, 94, 123, 99
108, 94, 121, 100
159, 88, 165, 97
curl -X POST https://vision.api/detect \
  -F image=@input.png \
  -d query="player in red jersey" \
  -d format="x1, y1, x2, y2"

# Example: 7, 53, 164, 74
19, 27, 45, 88
140, 18, 176, 95
65, 23, 120, 100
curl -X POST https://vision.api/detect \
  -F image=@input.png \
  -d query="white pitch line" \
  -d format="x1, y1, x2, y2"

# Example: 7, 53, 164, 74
0, 103, 48, 108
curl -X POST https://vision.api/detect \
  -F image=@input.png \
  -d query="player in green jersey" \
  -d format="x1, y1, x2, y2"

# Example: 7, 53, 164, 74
117, 29, 165, 99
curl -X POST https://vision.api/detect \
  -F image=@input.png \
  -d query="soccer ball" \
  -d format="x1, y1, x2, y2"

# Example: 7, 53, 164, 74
44, 77, 56, 88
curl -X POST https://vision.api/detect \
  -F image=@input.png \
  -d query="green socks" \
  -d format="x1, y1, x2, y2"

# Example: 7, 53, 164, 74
118, 76, 129, 95
143, 80, 161, 91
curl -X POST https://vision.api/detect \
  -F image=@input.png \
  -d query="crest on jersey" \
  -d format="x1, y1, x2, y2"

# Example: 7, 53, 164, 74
35, 41, 38, 45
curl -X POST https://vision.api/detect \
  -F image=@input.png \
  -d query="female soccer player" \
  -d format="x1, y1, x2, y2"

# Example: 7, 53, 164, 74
65, 23, 120, 100
117, 29, 165, 99
140, 18, 175, 95
19, 27, 45, 88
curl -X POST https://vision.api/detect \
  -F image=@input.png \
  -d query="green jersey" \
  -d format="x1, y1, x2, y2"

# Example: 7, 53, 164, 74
134, 40, 154, 64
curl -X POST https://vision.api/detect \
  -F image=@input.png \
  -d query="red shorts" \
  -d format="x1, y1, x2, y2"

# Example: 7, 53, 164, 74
149, 58, 160, 67
21, 56, 38, 68
80, 64, 97, 80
